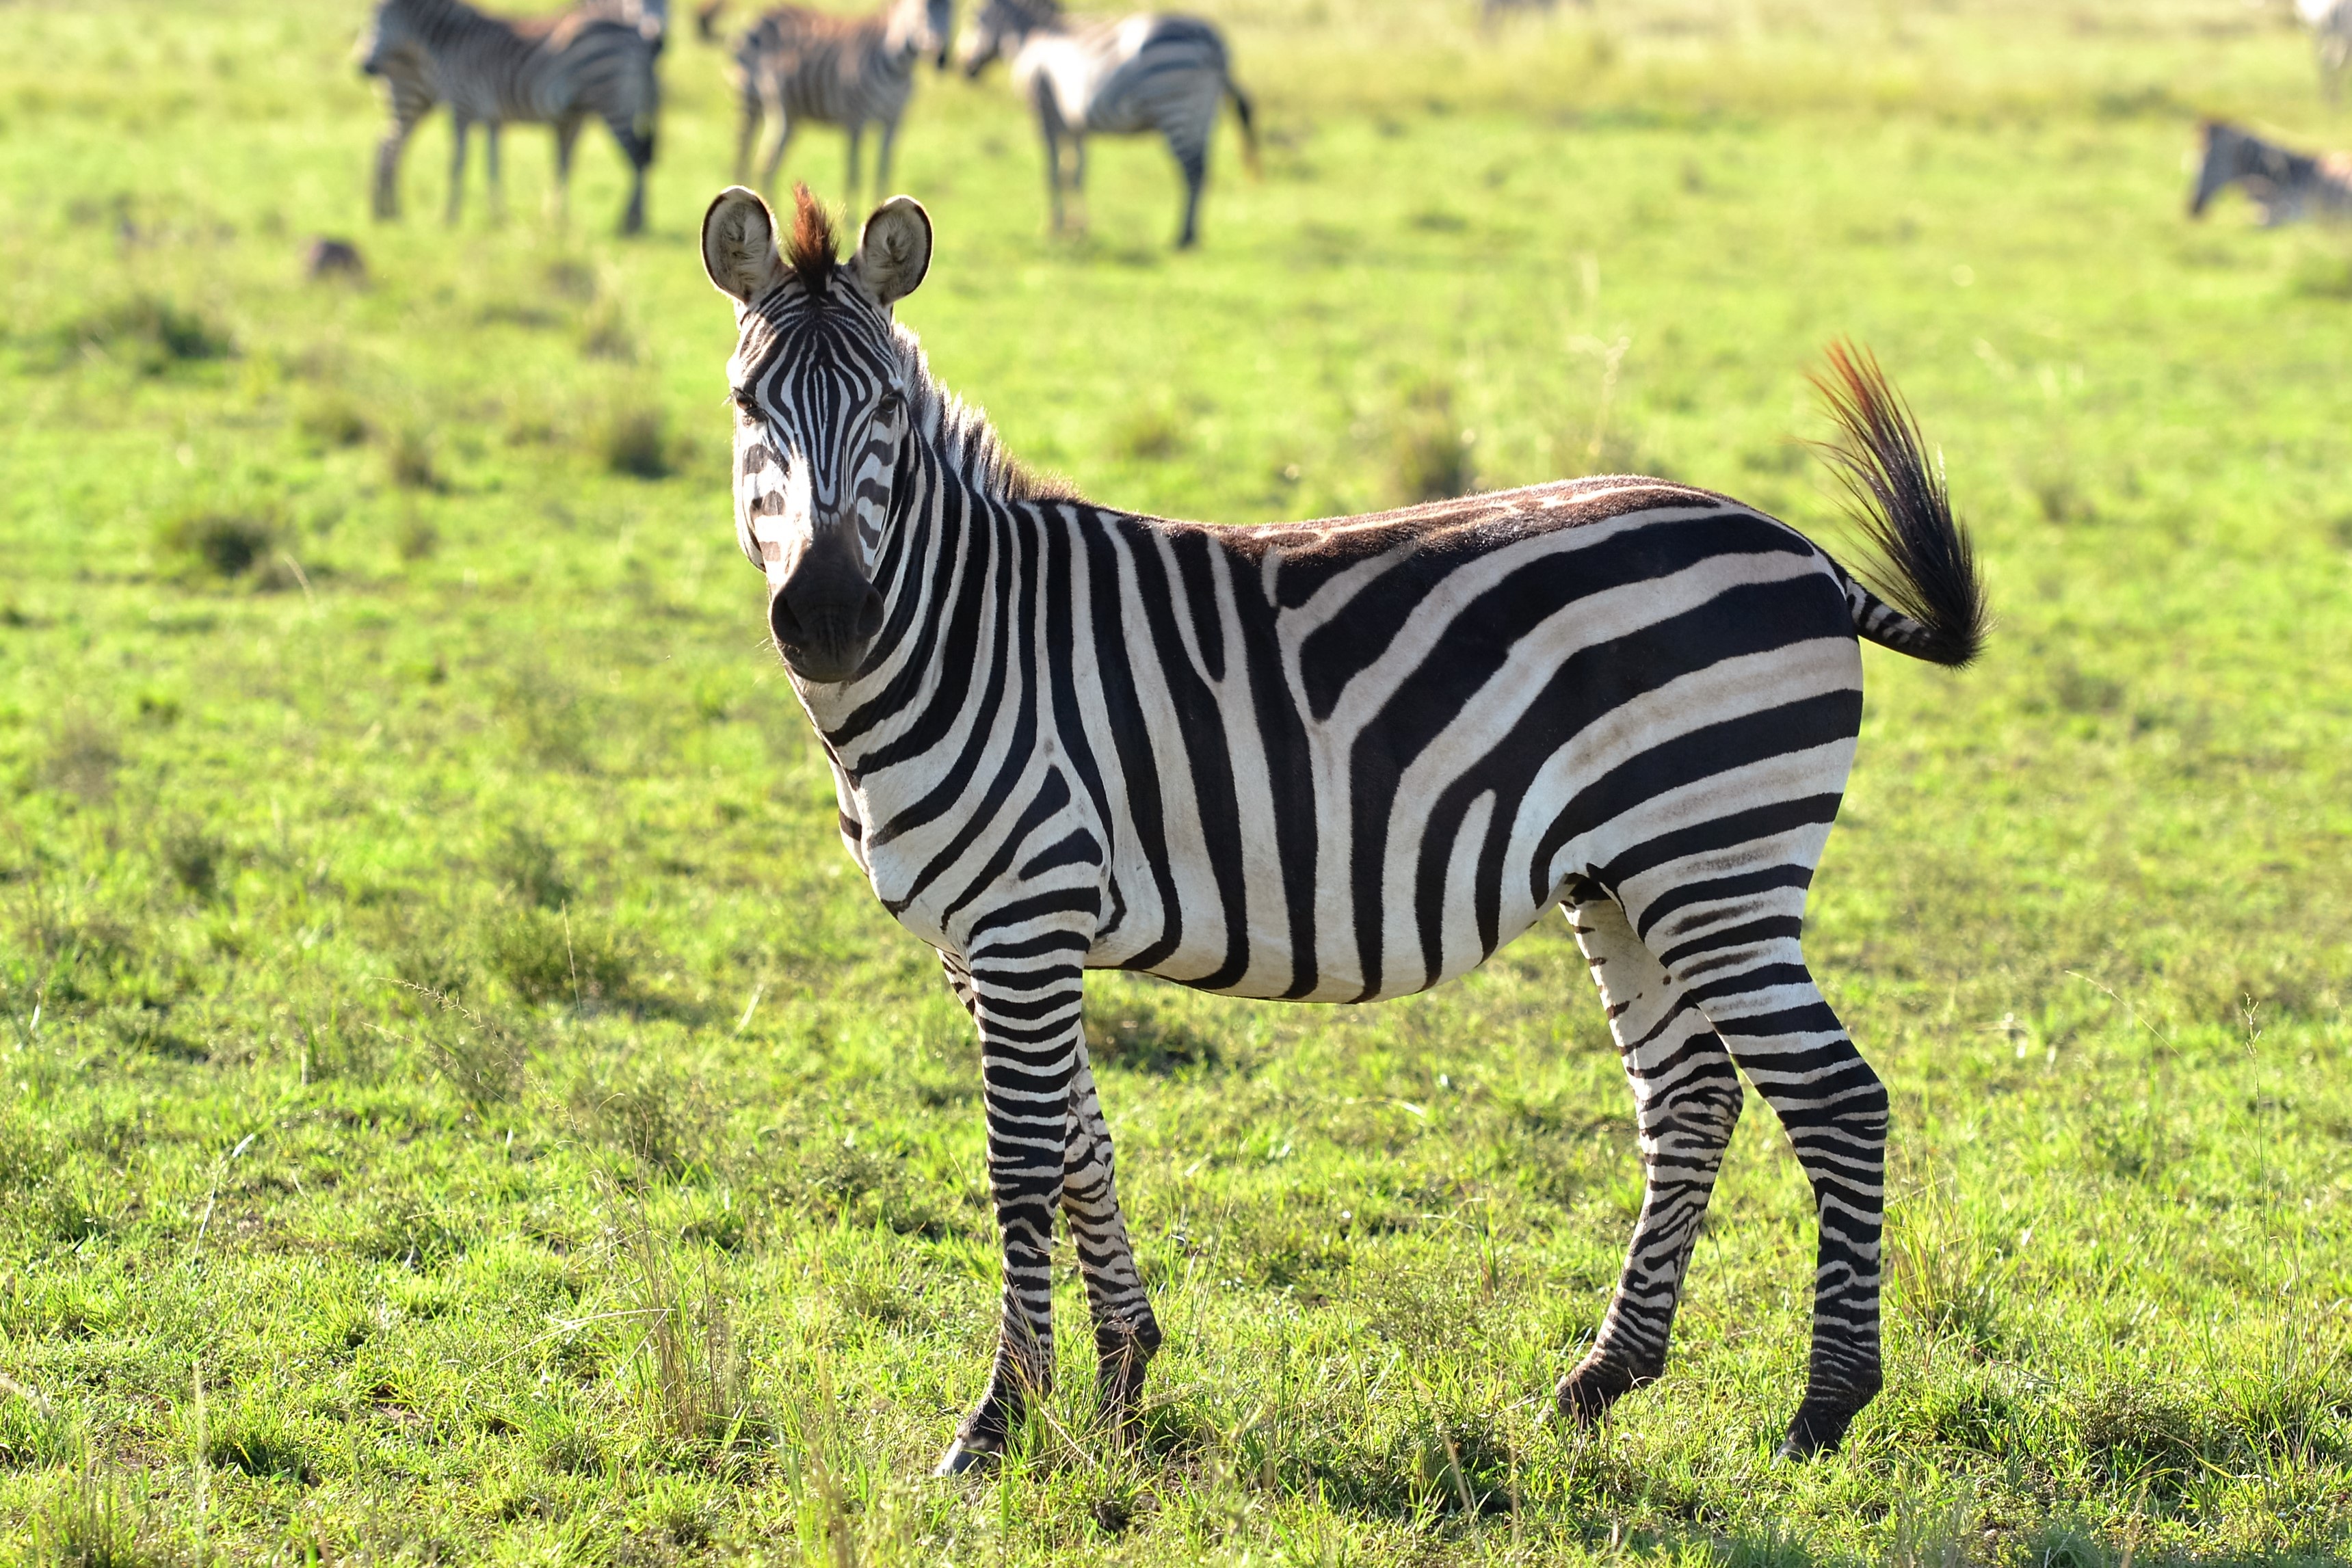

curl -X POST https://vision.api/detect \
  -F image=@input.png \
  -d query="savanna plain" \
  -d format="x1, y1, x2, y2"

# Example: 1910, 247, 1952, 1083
3, 0, 2351, 1562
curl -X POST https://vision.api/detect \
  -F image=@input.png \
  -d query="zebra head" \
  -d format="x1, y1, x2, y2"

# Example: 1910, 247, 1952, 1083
702, 185, 933, 685
2189, 122, 2246, 217
353, 0, 407, 78
959, 0, 1057, 76
889, 0, 957, 70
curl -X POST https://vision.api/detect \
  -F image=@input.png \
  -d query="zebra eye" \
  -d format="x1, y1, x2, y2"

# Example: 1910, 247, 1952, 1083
732, 389, 761, 419
875, 392, 904, 421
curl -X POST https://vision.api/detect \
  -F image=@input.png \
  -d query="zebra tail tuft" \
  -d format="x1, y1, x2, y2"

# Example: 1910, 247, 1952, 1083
1809, 341, 1987, 669
1227, 77, 1262, 178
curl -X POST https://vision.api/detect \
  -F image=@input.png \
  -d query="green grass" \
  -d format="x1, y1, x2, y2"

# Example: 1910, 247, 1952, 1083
3, 0, 2351, 1560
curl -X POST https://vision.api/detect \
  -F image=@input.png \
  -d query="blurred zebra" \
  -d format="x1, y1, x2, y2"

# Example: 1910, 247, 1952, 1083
2299, 0, 2352, 101
960, 0, 1258, 248
356, 0, 662, 234
721, 0, 953, 204
698, 184, 1987, 1473
2189, 120, 2352, 226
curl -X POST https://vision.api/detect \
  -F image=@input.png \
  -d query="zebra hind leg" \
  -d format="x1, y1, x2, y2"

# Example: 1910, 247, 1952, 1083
605, 111, 650, 235
445, 115, 471, 226
1556, 882, 1743, 1425
1641, 877, 1888, 1457
1061, 1048, 1160, 1445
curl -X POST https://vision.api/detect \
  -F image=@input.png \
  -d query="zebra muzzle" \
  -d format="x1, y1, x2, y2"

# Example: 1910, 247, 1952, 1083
768, 543, 884, 683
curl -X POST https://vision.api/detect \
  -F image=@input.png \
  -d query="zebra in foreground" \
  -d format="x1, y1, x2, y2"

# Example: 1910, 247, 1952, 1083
356, 0, 662, 234
959, 0, 1256, 248
700, 184, 1987, 1472
717, 0, 953, 204
2189, 120, 2352, 226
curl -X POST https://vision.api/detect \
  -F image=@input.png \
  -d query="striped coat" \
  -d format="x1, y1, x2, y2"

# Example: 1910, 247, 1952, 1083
725, 0, 952, 203
356, 0, 661, 232
2189, 120, 2352, 227
960, 0, 1256, 247
700, 186, 1987, 1473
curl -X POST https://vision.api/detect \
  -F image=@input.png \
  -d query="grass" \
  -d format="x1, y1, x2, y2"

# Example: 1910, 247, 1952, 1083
2, 0, 2351, 1560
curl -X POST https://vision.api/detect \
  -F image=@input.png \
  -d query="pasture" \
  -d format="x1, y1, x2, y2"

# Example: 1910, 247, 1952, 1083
3, 0, 2351, 1560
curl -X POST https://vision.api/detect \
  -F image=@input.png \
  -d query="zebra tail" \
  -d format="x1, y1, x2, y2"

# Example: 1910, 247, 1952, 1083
1226, 76, 1262, 178
1810, 341, 1987, 669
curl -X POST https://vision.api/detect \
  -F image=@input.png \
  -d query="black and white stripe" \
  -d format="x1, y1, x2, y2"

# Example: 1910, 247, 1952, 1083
700, 187, 1987, 1473
724, 0, 953, 204
959, 0, 1257, 248
356, 0, 662, 233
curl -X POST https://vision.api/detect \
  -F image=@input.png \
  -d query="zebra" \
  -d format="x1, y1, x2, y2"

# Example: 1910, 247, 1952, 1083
2300, 0, 2352, 101
356, 0, 662, 235
699, 184, 1988, 1474
958, 0, 1258, 248
2188, 120, 2352, 226
719, 0, 953, 204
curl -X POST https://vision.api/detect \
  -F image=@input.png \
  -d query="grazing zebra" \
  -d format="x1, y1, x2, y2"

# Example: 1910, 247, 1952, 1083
700, 185, 1987, 1474
2189, 120, 2352, 226
356, 0, 662, 234
2300, 0, 2352, 101
959, 0, 1257, 248
722, 0, 953, 204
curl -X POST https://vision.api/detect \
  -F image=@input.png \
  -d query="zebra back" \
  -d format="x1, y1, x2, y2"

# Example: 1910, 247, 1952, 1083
732, 0, 947, 129
360, 0, 659, 129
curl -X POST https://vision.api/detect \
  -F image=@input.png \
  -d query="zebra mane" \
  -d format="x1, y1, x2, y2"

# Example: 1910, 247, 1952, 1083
891, 324, 1082, 504
784, 183, 839, 291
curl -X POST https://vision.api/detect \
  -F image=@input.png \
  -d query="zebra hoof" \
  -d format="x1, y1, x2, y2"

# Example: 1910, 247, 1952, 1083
1775, 1396, 1864, 1459
933, 1438, 1001, 1477
1554, 1358, 1642, 1427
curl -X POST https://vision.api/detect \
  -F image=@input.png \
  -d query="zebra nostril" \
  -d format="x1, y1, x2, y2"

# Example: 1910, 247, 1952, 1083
854, 588, 884, 639
767, 588, 805, 650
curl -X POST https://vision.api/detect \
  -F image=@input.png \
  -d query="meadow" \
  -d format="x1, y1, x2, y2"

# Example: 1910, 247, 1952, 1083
3, 0, 2351, 1560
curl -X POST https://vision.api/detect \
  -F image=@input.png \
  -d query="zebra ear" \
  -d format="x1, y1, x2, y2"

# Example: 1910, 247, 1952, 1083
702, 186, 785, 305
849, 196, 932, 308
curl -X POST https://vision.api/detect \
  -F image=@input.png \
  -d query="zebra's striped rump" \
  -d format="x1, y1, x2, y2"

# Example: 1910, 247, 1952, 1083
702, 185, 1986, 1471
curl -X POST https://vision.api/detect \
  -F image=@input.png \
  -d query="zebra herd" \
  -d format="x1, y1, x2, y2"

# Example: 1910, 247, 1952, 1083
700, 182, 1986, 1472
358, 0, 1256, 246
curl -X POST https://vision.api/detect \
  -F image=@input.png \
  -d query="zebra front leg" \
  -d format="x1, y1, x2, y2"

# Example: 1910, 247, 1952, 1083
733, 92, 762, 184
873, 118, 901, 204
1061, 1048, 1159, 1444
1556, 884, 1742, 1424
616, 120, 650, 236
484, 122, 504, 222
551, 116, 583, 224
445, 114, 471, 225
1639, 878, 1888, 1456
1032, 77, 1066, 232
1171, 140, 1205, 248
934, 931, 1091, 1476
373, 118, 417, 220
758, 111, 797, 197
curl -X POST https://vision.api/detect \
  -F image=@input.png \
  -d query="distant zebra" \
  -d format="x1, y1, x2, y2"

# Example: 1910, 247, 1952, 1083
960, 0, 1258, 248
2299, 0, 2352, 101
2189, 120, 2352, 226
699, 185, 1988, 1473
356, 0, 662, 234
721, 0, 953, 203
